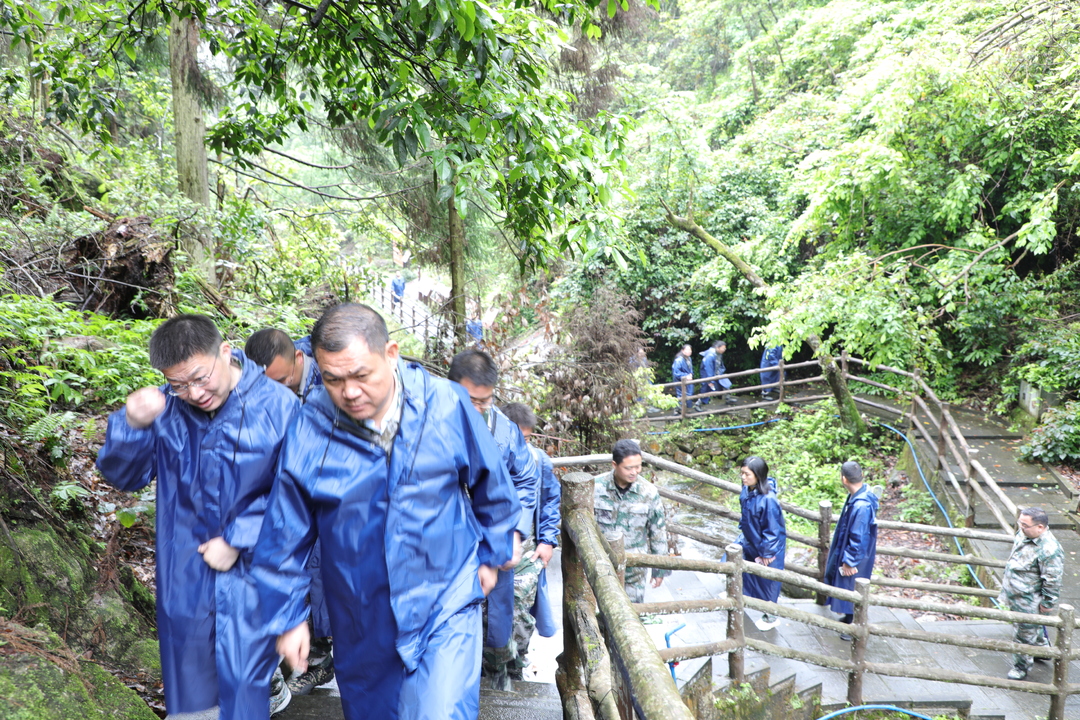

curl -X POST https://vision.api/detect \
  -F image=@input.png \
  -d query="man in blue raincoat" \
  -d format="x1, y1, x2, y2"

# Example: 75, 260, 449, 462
447, 349, 538, 690
672, 344, 696, 410
823, 461, 878, 638
390, 273, 406, 310
97, 314, 300, 720
244, 328, 334, 697
501, 402, 560, 678
252, 303, 520, 720
700, 341, 734, 406
759, 345, 783, 398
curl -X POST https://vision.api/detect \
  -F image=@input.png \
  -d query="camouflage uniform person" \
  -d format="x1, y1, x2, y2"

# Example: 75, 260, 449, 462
998, 507, 1064, 680
593, 439, 670, 603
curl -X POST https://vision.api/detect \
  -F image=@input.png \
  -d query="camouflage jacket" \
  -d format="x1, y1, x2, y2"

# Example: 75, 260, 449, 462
592, 471, 670, 580
999, 528, 1064, 610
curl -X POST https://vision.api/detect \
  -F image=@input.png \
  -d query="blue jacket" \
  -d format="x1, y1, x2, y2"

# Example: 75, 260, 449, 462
466, 319, 483, 342
96, 350, 300, 718
528, 445, 560, 638
760, 346, 783, 387
737, 482, 786, 603
824, 485, 879, 615
252, 361, 520, 676
391, 277, 406, 299
484, 406, 542, 647
292, 336, 323, 404
700, 348, 732, 390
671, 354, 693, 382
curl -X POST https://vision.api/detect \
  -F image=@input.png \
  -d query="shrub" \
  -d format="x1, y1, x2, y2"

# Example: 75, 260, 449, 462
1019, 401, 1080, 466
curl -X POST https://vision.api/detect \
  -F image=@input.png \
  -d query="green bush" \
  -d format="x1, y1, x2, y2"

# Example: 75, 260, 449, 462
1019, 401, 1080, 466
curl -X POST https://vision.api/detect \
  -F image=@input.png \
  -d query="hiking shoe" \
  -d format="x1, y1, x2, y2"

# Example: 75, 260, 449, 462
270, 666, 292, 716
839, 631, 853, 642
1007, 667, 1028, 680
756, 613, 780, 631
287, 653, 335, 696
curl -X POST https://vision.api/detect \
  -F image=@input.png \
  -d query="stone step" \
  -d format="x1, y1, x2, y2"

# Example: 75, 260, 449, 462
479, 683, 562, 720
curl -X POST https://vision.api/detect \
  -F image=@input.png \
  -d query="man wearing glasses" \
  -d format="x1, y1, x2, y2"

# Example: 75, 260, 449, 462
448, 349, 538, 691
97, 314, 300, 720
999, 507, 1064, 680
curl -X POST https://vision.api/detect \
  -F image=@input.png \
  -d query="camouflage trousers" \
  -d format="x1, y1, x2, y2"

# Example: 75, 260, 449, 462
624, 567, 648, 604
483, 542, 541, 678
1003, 594, 1050, 671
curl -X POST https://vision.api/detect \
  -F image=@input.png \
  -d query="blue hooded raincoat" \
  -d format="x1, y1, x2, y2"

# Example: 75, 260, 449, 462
759, 346, 783, 388
288, 335, 330, 637
528, 445, 561, 637
252, 361, 520, 720
824, 485, 879, 615
96, 350, 300, 719
484, 406, 541, 648
736, 481, 786, 602
672, 353, 694, 398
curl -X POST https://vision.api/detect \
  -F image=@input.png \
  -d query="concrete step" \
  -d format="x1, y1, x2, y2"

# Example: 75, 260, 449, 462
480, 681, 562, 720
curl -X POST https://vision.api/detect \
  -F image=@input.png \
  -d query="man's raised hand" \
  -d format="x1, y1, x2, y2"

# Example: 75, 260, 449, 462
126, 387, 167, 429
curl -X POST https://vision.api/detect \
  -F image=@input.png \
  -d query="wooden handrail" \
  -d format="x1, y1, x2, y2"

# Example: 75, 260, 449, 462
653, 359, 821, 390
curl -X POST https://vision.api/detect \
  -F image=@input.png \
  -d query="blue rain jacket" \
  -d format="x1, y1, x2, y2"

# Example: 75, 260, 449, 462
466, 318, 483, 342
529, 445, 561, 638
736, 481, 786, 603
700, 348, 733, 391
672, 354, 694, 398
292, 335, 324, 404
96, 350, 299, 719
252, 361, 519, 718
824, 485, 878, 615
288, 335, 329, 637
759, 346, 783, 388
484, 406, 541, 648
391, 276, 406, 299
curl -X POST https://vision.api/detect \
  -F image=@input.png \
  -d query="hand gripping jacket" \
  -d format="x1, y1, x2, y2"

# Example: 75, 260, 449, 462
96, 350, 300, 719
251, 361, 520, 718
824, 484, 879, 615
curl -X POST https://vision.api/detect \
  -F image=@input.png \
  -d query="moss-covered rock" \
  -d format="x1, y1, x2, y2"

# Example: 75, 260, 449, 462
0, 523, 156, 677
0, 651, 157, 720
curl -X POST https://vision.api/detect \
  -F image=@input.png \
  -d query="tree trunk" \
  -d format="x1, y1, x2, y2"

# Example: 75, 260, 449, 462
662, 198, 868, 437
168, 12, 212, 273
448, 188, 467, 349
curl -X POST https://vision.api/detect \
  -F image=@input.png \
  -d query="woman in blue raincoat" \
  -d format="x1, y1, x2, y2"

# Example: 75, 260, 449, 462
736, 456, 786, 631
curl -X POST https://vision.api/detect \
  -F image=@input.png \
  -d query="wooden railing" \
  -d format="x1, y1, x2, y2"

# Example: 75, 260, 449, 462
553, 452, 1013, 605
372, 281, 456, 356
558, 471, 1077, 720
648, 352, 1019, 535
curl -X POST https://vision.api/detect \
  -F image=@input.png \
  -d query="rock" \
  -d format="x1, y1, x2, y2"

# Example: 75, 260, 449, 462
0, 647, 157, 720
674, 450, 693, 466
54, 336, 117, 352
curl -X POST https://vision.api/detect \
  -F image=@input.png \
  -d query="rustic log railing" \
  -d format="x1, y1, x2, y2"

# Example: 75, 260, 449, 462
646, 351, 1018, 536
558, 470, 1076, 720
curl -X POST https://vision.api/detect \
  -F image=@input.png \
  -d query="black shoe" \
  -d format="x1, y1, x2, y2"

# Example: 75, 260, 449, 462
491, 670, 513, 692
287, 653, 335, 696
839, 632, 853, 642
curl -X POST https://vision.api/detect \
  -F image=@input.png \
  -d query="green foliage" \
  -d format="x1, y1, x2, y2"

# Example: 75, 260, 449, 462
1010, 324, 1080, 395
0, 295, 160, 428
49, 479, 90, 513
1019, 401, 1080, 466
896, 483, 935, 524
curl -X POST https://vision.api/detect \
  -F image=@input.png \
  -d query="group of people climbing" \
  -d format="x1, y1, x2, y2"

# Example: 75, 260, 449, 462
670, 342, 785, 410
96, 304, 559, 720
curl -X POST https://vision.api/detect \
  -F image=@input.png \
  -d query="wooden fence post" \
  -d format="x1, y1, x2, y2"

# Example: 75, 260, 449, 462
847, 578, 871, 707
559, 473, 597, 719
777, 357, 785, 403
841, 350, 849, 377
816, 500, 833, 605
610, 532, 626, 588
725, 543, 746, 684
1050, 603, 1074, 720
680, 378, 687, 419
